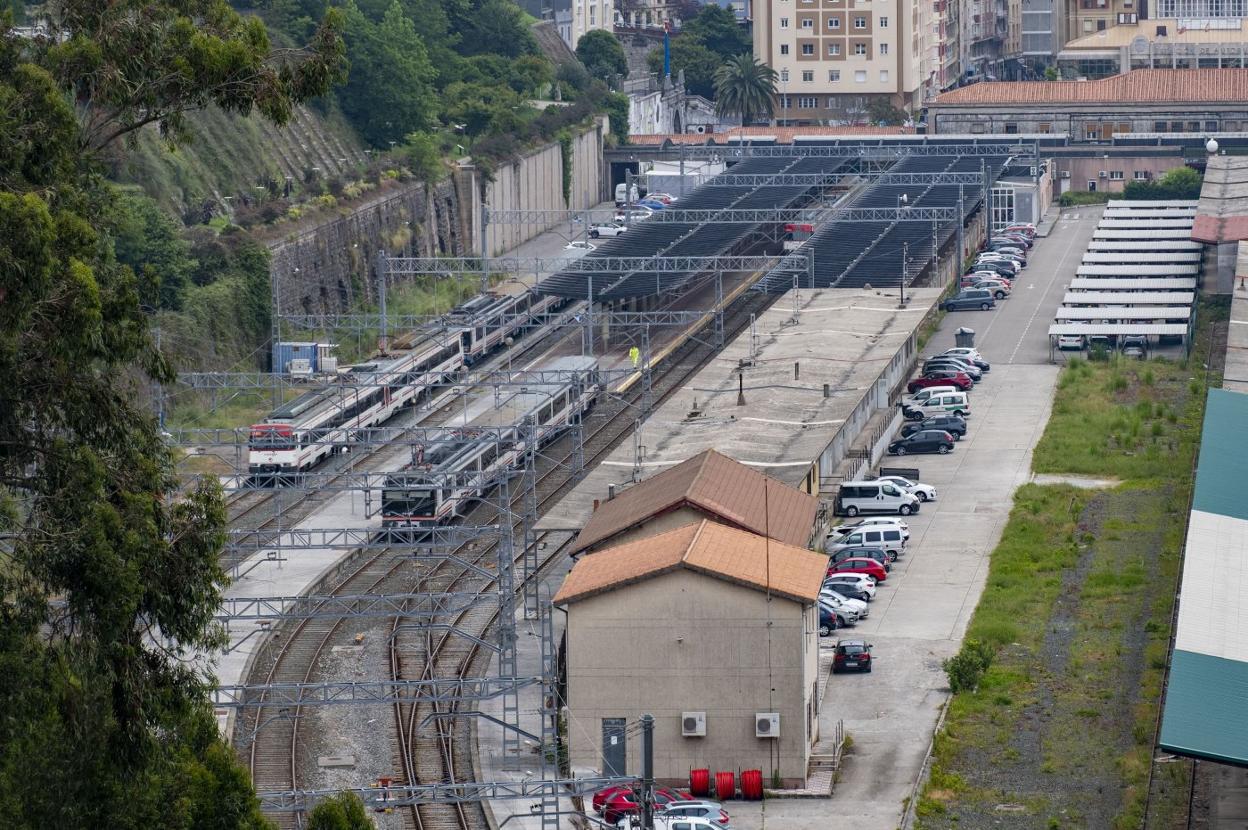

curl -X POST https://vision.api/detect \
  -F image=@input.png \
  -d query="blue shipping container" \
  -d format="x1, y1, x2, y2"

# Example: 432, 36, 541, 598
273, 342, 322, 374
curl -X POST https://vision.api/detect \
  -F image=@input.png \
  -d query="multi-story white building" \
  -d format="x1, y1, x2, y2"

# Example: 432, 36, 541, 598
563, 0, 614, 49
753, 0, 937, 125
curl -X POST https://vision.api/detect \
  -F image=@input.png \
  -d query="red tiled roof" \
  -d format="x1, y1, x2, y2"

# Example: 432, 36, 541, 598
933, 69, 1248, 106
628, 125, 912, 145
1194, 157, 1248, 244
571, 449, 818, 553
553, 519, 828, 605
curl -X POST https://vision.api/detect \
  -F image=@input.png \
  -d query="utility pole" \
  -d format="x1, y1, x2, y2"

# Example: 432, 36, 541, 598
377, 250, 389, 354
900, 241, 908, 308
480, 205, 491, 292
641, 714, 655, 830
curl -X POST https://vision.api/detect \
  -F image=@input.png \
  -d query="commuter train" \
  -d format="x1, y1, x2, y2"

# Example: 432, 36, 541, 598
247, 289, 567, 478
380, 355, 599, 526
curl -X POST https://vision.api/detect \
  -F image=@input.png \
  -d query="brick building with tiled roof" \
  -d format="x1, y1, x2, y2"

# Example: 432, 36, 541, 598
928, 69, 1248, 142
557, 519, 828, 788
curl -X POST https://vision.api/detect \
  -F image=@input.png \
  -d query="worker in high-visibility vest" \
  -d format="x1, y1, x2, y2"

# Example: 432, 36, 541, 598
629, 346, 640, 367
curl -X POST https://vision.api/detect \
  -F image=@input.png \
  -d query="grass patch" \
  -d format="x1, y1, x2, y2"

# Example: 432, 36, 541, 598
916, 301, 1222, 828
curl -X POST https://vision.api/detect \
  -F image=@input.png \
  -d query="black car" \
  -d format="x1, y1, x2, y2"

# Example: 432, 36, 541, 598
923, 359, 982, 381
941, 352, 991, 372
828, 546, 892, 569
818, 604, 839, 637
888, 430, 955, 455
902, 415, 967, 440
832, 640, 873, 673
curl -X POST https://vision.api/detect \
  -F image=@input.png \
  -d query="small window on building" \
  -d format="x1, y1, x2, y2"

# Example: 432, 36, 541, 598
1083, 19, 1093, 31
1109, 170, 1124, 180
1154, 121, 1168, 132
971, 123, 986, 133
1134, 170, 1151, 180
855, 69, 867, 82
879, 69, 888, 82
828, 42, 841, 56
880, 15, 888, 26
781, 68, 790, 82
781, 44, 790, 55
854, 15, 867, 28
1085, 126, 1100, 140
829, 69, 841, 81
802, 43, 815, 54
1170, 121, 1185, 131
802, 70, 814, 81
781, 16, 790, 27
1038, 122, 1051, 133
854, 42, 867, 55
801, 16, 814, 27
880, 42, 888, 55
1097, 18, 1106, 30
828, 17, 841, 29
1004, 123, 1018, 134
1188, 120, 1201, 132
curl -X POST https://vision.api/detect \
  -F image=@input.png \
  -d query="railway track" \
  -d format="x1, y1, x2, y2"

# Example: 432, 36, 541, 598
241, 285, 779, 828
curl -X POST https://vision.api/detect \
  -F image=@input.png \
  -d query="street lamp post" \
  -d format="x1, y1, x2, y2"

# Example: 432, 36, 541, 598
898, 193, 909, 307
781, 70, 789, 127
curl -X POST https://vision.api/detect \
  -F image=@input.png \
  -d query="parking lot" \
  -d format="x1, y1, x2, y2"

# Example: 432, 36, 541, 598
727, 210, 1102, 829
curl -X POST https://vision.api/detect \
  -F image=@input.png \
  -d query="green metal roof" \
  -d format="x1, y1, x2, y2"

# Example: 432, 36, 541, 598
1160, 650, 1248, 765
1191, 389, 1248, 523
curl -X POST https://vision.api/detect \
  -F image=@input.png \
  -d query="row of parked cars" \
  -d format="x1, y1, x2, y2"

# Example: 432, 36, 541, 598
940, 223, 1035, 312
592, 785, 729, 828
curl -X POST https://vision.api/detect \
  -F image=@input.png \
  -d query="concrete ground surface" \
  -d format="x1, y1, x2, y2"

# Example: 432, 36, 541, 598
723, 209, 1101, 830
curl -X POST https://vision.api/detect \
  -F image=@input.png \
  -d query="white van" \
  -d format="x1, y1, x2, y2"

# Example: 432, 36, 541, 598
615, 183, 640, 206
835, 480, 921, 517
902, 385, 958, 407
827, 525, 907, 559
907, 391, 971, 419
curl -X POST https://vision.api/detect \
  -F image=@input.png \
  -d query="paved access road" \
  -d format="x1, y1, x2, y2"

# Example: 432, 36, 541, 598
729, 209, 1101, 830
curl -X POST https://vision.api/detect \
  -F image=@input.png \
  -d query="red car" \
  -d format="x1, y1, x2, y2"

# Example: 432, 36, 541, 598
601, 787, 695, 823
593, 785, 633, 813
908, 371, 972, 394
828, 557, 888, 582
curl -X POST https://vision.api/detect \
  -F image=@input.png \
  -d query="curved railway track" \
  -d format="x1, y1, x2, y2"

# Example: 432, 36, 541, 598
242, 286, 779, 828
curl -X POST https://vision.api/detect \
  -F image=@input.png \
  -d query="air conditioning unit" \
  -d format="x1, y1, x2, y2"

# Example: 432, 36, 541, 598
755, 712, 780, 738
1029, 166, 1038, 176
1099, 170, 1108, 178
681, 712, 706, 737
1060, 170, 1071, 179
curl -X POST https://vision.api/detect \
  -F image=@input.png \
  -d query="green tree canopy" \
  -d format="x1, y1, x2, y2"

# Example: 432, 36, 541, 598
713, 53, 777, 126
338, 0, 437, 146
866, 97, 908, 126
1122, 165, 1203, 201
646, 38, 721, 99
306, 791, 373, 829
683, 4, 750, 59
576, 30, 628, 82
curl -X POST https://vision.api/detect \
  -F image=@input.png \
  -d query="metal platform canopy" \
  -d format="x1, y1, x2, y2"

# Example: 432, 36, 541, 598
1102, 209, 1198, 218
1053, 307, 1192, 320
1104, 200, 1200, 209
1093, 228, 1197, 240
1081, 252, 1202, 265
1097, 219, 1196, 229
1160, 388, 1248, 767
1076, 264, 1200, 277
1062, 291, 1194, 306
1086, 240, 1203, 252
1068, 277, 1197, 290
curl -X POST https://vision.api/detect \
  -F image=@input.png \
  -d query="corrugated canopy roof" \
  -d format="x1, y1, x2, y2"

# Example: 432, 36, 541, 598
933, 69, 1248, 106
571, 449, 818, 553
1160, 389, 1248, 765
553, 519, 828, 606
1069, 278, 1197, 290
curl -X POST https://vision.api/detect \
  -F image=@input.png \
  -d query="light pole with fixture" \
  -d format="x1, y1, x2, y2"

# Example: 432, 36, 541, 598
898, 193, 909, 307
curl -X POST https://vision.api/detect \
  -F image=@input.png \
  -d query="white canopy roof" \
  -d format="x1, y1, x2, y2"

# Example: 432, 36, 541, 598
1082, 252, 1202, 264
1077, 264, 1200, 276
1069, 278, 1197, 290
1063, 291, 1194, 305
1105, 200, 1199, 209
1087, 240, 1202, 252
1098, 219, 1196, 229
1048, 323, 1189, 336
1054, 307, 1192, 321
1094, 229, 1196, 240
1103, 209, 1198, 219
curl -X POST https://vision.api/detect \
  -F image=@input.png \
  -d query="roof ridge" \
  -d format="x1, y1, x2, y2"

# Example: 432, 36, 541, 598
682, 518, 710, 563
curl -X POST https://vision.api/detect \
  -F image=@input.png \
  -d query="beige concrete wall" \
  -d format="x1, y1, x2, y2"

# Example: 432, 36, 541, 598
1058, 157, 1183, 194
479, 117, 608, 256
565, 570, 817, 786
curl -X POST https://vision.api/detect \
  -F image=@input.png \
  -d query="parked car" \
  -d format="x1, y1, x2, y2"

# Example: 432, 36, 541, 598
831, 516, 909, 541
901, 415, 967, 443
979, 249, 1025, 265
835, 480, 921, 517
888, 430, 956, 455
962, 271, 1005, 288
824, 573, 878, 601
831, 640, 874, 674
941, 289, 996, 312
614, 206, 654, 222
926, 354, 986, 377
565, 240, 596, 251
646, 815, 727, 830
972, 280, 1011, 299
995, 232, 1033, 248
818, 603, 839, 636
829, 546, 892, 572
923, 359, 982, 382
870, 474, 939, 501
594, 786, 634, 813
1121, 334, 1148, 359
589, 223, 627, 238
940, 348, 990, 371
645, 192, 678, 204
908, 370, 973, 393
828, 557, 888, 582
973, 260, 1020, 279
828, 527, 906, 560
903, 390, 970, 420
902, 385, 958, 407
602, 788, 696, 823
1057, 333, 1086, 350
819, 595, 862, 627
659, 800, 728, 825
821, 589, 869, 619
987, 244, 1025, 259
637, 199, 668, 211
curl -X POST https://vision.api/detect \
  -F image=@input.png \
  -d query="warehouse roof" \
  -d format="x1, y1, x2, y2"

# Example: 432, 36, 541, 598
933, 69, 1248, 106
1160, 389, 1248, 766
571, 449, 817, 553
1193, 156, 1248, 243
554, 519, 827, 606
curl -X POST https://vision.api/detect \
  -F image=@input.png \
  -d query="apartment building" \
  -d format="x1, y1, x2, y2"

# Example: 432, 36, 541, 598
1065, 0, 1138, 43
754, 0, 936, 124
566, 0, 614, 48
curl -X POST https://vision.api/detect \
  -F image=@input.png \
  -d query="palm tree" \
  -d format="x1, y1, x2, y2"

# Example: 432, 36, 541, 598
713, 53, 778, 127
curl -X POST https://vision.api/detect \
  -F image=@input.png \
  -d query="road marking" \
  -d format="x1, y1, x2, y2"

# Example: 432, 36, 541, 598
1007, 216, 1091, 365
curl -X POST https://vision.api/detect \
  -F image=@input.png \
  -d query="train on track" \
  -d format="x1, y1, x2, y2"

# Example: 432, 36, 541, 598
247, 289, 567, 478
380, 355, 599, 527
